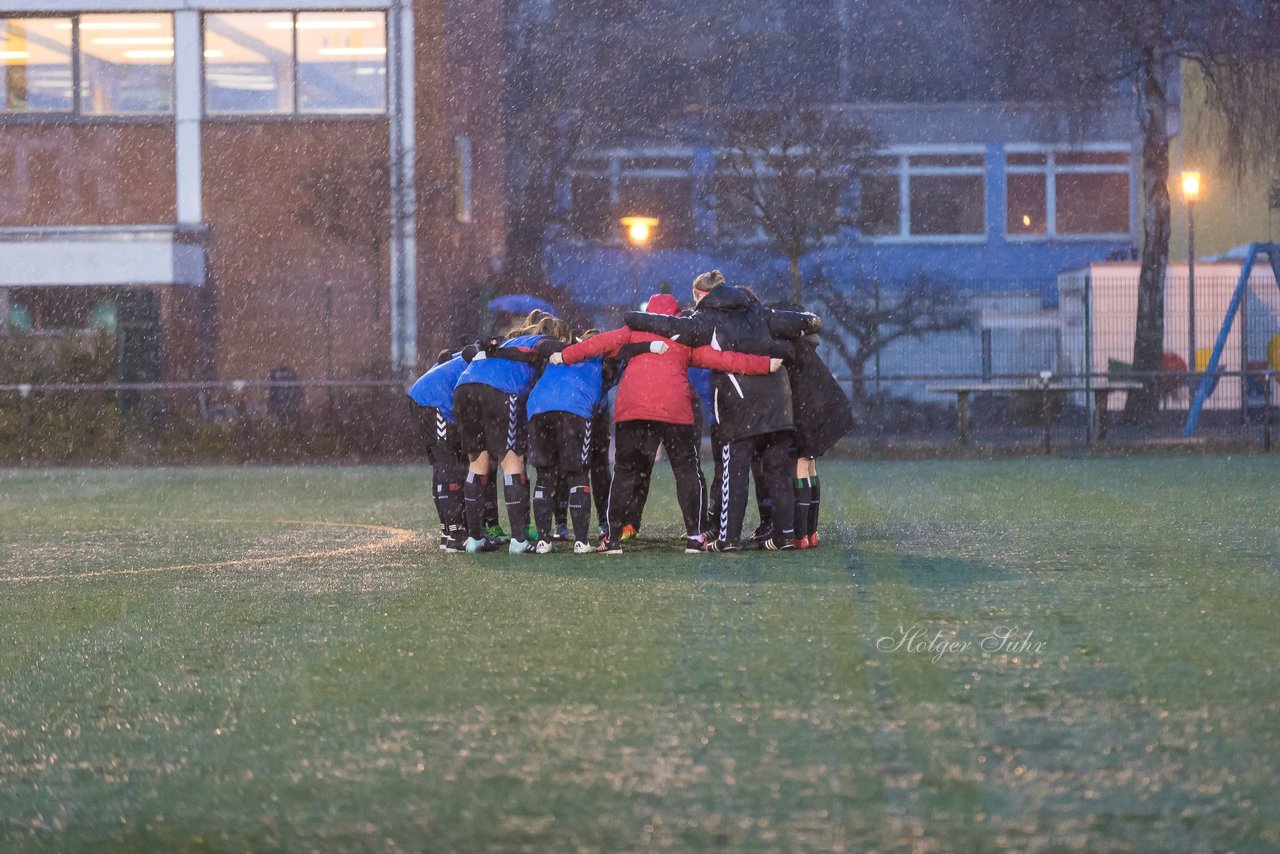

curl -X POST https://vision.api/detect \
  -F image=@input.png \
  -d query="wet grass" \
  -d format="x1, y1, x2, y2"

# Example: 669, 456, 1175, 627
0, 459, 1277, 851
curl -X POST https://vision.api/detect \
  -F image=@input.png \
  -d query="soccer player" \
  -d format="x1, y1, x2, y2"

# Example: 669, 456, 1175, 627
553, 292, 780, 554
453, 316, 572, 553
622, 271, 820, 552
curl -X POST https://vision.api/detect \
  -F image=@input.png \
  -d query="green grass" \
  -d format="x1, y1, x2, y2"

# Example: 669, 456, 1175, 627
1, 459, 1277, 851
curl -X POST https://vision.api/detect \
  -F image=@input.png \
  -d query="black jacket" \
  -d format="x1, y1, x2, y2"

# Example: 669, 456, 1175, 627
623, 285, 820, 442
788, 336, 854, 455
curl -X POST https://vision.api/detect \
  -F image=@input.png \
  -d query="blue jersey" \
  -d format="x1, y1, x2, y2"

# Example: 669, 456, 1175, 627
527, 357, 603, 420
688, 367, 715, 424
407, 353, 467, 422
455, 334, 544, 395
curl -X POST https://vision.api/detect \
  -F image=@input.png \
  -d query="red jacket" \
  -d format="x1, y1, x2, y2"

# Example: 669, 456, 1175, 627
561, 295, 771, 425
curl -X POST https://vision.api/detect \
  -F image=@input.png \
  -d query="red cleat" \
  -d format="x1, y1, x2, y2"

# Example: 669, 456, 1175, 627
793, 536, 810, 550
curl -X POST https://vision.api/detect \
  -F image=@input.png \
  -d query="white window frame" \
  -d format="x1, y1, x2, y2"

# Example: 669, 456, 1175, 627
566, 146, 694, 246
0, 11, 175, 118
860, 145, 989, 244
200, 9, 389, 118
1004, 142, 1132, 242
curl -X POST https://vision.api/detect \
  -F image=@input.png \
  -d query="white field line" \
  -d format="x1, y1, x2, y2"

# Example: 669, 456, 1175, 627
0, 520, 418, 584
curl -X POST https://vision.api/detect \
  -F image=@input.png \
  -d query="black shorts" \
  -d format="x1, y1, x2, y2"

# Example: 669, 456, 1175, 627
422, 407, 464, 467
527, 411, 592, 473
453, 383, 528, 459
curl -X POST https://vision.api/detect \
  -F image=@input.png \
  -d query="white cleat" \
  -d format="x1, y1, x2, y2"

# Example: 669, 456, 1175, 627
509, 538, 534, 555
573, 540, 593, 554
535, 539, 554, 554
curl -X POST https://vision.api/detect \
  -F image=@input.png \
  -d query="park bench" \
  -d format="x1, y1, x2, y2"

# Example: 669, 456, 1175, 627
926, 376, 1144, 453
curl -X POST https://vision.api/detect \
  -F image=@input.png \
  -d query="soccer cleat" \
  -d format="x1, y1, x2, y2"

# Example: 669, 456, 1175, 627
573, 540, 593, 554
749, 523, 773, 545
509, 538, 535, 555
793, 536, 810, 550
703, 539, 739, 553
485, 524, 510, 541
620, 524, 639, 540
535, 539, 554, 554
555, 523, 571, 541
596, 539, 623, 554
763, 537, 796, 551
809, 531, 820, 548
464, 536, 503, 554
685, 534, 707, 554
438, 534, 449, 551
441, 533, 468, 553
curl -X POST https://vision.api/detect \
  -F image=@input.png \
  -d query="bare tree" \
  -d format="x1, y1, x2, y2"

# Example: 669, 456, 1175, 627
815, 273, 969, 403
713, 102, 879, 303
984, 0, 1280, 423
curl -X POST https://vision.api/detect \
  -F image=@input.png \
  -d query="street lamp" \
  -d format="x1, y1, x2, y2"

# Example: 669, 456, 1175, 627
1182, 170, 1201, 385
620, 216, 659, 295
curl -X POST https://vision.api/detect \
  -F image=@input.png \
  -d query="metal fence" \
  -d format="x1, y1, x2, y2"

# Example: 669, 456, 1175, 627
3, 270, 1279, 462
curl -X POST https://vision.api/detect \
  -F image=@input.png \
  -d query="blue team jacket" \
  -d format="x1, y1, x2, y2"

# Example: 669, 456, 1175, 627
454, 334, 545, 395
688, 367, 715, 424
407, 353, 467, 422
527, 357, 603, 420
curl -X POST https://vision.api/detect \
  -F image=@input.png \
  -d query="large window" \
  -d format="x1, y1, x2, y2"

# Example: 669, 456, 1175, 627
2, 17, 73, 112
79, 14, 174, 114
1006, 148, 1131, 238
567, 151, 694, 247
203, 11, 386, 115
856, 150, 986, 240
2, 15, 173, 115
907, 153, 985, 237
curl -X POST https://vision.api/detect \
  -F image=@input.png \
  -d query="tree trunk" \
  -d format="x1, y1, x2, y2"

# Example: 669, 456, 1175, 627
789, 254, 802, 303
1123, 48, 1172, 425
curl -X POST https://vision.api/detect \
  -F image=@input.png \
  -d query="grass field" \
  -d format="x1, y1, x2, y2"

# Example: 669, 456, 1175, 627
1, 458, 1278, 851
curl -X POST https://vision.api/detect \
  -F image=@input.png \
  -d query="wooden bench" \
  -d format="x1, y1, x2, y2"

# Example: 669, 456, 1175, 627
926, 378, 1144, 452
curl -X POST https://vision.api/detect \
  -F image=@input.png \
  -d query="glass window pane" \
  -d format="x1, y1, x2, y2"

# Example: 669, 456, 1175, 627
569, 175, 612, 240
204, 13, 294, 114
858, 173, 900, 236
909, 174, 984, 235
79, 14, 173, 115
1, 17, 73, 113
618, 176, 692, 247
297, 12, 386, 114
1007, 152, 1047, 167
1057, 151, 1129, 167
1056, 172, 1130, 234
1006, 172, 1046, 235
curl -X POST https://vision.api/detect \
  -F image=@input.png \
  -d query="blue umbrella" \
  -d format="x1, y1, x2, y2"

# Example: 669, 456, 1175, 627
488, 294, 556, 316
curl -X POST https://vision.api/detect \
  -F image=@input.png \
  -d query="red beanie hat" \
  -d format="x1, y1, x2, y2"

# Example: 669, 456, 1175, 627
646, 293, 680, 316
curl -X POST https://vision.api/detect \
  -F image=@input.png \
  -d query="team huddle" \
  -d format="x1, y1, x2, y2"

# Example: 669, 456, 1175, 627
407, 270, 855, 555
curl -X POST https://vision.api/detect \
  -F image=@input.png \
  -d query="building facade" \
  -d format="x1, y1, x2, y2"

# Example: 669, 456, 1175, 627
0, 0, 505, 389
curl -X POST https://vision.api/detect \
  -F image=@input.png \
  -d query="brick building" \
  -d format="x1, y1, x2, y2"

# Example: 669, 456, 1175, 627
0, 0, 506, 389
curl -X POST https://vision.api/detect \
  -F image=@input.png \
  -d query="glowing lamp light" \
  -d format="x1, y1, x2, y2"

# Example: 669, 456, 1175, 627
1022, 214, 1032, 227
1181, 171, 1201, 201
620, 216, 659, 247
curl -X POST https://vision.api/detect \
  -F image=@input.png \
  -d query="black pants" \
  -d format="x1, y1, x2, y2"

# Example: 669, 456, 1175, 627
589, 408, 612, 532
424, 408, 466, 537
711, 430, 796, 546
608, 420, 703, 539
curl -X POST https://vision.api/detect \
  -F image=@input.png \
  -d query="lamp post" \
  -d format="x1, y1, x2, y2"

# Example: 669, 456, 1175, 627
1181, 171, 1201, 387
620, 215, 659, 297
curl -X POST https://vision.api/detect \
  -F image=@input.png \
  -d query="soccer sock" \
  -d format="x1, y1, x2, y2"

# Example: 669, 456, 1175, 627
483, 468, 500, 529
503, 472, 531, 542
532, 469, 556, 542
794, 478, 812, 541
808, 476, 821, 537
568, 478, 592, 543
464, 471, 488, 539
434, 479, 465, 540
